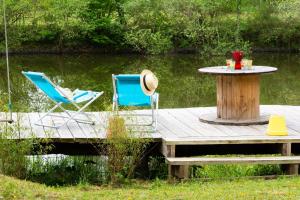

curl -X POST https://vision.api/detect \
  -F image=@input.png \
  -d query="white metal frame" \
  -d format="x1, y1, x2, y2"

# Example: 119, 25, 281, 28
25, 73, 103, 129
112, 74, 159, 131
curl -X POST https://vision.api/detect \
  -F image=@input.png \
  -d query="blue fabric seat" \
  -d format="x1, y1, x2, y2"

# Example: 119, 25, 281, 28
115, 75, 151, 106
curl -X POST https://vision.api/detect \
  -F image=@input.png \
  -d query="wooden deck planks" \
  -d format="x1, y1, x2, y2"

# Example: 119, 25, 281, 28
159, 109, 200, 138
1, 105, 300, 145
15, 113, 33, 139
87, 112, 107, 138
51, 113, 76, 139
27, 112, 49, 138
167, 108, 226, 137
131, 109, 162, 138
155, 110, 191, 138
186, 107, 263, 137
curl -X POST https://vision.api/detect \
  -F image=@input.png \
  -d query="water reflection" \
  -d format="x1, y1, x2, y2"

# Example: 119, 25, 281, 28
0, 53, 299, 112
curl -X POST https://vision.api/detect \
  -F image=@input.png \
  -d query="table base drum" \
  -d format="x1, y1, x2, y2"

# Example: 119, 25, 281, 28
199, 74, 268, 125
217, 74, 260, 120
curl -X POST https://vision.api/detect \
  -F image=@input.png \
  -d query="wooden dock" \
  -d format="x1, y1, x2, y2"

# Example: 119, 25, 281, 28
2, 105, 300, 143
2, 105, 300, 178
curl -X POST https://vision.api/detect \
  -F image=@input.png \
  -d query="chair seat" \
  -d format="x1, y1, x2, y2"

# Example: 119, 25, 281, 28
117, 95, 151, 106
117, 92, 158, 106
118, 100, 150, 107
72, 89, 98, 104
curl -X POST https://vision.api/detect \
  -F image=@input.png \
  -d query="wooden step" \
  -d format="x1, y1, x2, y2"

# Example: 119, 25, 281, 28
167, 156, 300, 165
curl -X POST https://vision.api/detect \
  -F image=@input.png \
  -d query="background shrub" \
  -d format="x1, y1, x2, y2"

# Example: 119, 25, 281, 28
0, 0, 299, 54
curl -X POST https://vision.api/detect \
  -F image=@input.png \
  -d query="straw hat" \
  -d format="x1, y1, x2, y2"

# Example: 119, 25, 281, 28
140, 70, 158, 96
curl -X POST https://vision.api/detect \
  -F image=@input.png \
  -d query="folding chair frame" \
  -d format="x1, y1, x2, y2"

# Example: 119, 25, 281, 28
112, 74, 159, 131
24, 72, 103, 129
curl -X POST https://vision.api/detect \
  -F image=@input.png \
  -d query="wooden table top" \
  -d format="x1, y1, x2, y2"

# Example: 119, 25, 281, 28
198, 66, 277, 75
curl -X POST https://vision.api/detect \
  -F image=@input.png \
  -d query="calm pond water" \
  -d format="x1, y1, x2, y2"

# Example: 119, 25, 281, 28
0, 53, 299, 112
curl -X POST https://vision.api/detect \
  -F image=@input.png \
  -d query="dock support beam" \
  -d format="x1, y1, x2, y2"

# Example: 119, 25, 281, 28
163, 143, 189, 180
282, 143, 298, 175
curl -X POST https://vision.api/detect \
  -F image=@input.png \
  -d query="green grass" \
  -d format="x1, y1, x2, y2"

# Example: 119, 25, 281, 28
1, 175, 300, 199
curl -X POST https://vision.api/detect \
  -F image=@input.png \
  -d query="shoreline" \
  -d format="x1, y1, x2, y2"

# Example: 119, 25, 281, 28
0, 46, 299, 56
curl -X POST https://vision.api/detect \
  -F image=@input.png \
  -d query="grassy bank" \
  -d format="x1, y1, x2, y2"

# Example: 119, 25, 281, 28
1, 175, 300, 199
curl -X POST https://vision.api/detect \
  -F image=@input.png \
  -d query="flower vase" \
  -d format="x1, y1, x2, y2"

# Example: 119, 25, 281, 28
232, 51, 244, 70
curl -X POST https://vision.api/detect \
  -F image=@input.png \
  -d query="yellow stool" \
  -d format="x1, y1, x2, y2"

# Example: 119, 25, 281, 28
266, 115, 288, 136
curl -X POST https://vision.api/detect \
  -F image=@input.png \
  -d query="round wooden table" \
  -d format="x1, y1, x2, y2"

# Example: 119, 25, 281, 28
198, 66, 277, 125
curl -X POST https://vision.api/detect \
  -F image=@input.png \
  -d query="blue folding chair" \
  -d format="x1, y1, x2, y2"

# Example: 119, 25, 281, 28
22, 71, 104, 128
112, 74, 159, 131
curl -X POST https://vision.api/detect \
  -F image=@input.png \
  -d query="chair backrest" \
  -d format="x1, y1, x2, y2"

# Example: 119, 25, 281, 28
113, 74, 151, 106
22, 71, 70, 103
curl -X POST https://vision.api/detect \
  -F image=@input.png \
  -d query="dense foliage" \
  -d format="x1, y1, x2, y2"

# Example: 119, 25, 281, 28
0, 0, 300, 54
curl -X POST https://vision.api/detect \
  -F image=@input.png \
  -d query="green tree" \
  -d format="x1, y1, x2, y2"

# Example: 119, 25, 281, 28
79, 0, 126, 47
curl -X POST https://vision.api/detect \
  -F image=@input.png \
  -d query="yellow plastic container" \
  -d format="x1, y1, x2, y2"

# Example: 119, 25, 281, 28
266, 115, 288, 136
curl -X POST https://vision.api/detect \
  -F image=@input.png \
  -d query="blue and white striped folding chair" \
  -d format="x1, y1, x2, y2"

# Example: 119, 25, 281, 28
22, 71, 104, 128
112, 74, 159, 131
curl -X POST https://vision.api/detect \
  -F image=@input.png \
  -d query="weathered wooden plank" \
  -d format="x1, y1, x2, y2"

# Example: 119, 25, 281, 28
187, 107, 262, 137
132, 109, 162, 138
23, 113, 35, 138
159, 109, 198, 137
186, 107, 232, 136
37, 112, 60, 139
279, 107, 300, 134
167, 156, 300, 165
134, 108, 179, 140
139, 110, 184, 139
15, 112, 33, 138
50, 113, 75, 139
167, 108, 226, 137
128, 109, 157, 134
166, 109, 205, 136
161, 141, 175, 157
281, 143, 299, 175
163, 136, 300, 145
282, 143, 292, 156
10, 112, 34, 139
87, 112, 107, 138
0, 112, 9, 132
24, 113, 34, 137
111, 109, 157, 138
49, 115, 62, 138
0, 112, 21, 139
27, 112, 49, 138
71, 113, 94, 141
157, 120, 178, 140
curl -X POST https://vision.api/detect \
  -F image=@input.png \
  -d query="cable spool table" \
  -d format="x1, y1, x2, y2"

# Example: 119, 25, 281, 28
198, 66, 277, 125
